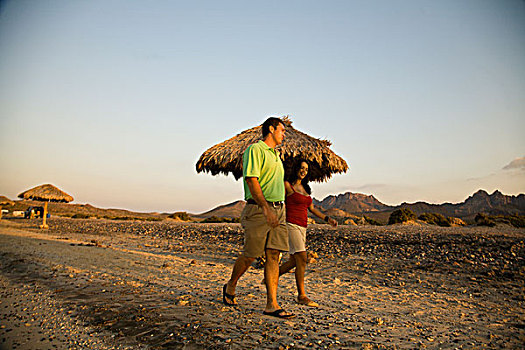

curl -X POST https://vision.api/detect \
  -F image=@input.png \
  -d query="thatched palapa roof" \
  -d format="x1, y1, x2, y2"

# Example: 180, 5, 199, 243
196, 117, 348, 182
18, 184, 74, 203
0, 196, 14, 206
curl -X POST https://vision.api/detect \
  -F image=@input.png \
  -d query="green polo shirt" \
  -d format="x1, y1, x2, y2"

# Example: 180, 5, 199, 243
243, 140, 285, 202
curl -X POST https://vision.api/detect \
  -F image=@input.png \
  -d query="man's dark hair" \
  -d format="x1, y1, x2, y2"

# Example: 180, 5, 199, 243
262, 117, 284, 138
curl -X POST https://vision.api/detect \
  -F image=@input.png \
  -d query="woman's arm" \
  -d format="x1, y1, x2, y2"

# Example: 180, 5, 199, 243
308, 203, 338, 227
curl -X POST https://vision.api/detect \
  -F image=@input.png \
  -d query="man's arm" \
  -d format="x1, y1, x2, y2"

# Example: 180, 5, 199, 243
245, 177, 279, 228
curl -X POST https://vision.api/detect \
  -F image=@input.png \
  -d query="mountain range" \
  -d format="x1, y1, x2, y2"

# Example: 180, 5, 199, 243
196, 200, 246, 219
200, 189, 525, 223
396, 190, 525, 220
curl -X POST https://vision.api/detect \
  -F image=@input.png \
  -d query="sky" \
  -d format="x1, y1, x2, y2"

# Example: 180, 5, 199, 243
1, 0, 524, 214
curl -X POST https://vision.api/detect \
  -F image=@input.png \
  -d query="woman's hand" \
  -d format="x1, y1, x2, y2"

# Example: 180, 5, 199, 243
328, 217, 338, 227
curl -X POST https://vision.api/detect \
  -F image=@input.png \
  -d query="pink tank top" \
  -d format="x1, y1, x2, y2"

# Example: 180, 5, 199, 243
285, 186, 312, 227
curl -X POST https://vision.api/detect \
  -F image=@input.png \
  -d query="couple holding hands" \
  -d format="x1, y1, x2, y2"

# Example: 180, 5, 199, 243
222, 117, 337, 319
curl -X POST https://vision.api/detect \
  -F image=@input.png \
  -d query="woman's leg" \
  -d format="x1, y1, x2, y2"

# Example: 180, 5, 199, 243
293, 251, 308, 297
294, 251, 318, 306
278, 254, 297, 276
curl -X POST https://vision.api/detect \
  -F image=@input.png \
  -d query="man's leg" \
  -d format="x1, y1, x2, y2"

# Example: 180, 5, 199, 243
261, 254, 294, 285
264, 248, 281, 312
226, 255, 255, 297
262, 206, 293, 317
227, 202, 258, 300
263, 249, 294, 316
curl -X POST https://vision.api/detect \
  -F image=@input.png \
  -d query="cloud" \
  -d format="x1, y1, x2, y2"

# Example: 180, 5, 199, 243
463, 158, 525, 199
502, 156, 525, 171
467, 156, 525, 181
352, 183, 389, 191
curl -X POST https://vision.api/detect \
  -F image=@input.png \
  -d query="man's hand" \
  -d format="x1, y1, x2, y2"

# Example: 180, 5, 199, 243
263, 206, 279, 228
245, 177, 280, 228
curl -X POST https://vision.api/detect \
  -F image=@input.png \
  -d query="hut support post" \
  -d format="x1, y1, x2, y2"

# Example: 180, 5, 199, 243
40, 202, 49, 229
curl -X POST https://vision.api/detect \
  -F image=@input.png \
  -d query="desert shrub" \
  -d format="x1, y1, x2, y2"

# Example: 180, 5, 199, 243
388, 208, 416, 225
475, 213, 496, 227
363, 216, 383, 226
71, 213, 90, 219
112, 216, 134, 221
168, 212, 191, 221
482, 214, 525, 228
506, 215, 525, 228
202, 216, 239, 223
109, 216, 160, 221
418, 213, 451, 227
145, 217, 162, 222
448, 217, 467, 227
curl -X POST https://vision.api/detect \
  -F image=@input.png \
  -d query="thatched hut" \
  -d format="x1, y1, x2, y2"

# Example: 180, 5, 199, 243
0, 195, 15, 220
18, 184, 74, 228
196, 116, 348, 182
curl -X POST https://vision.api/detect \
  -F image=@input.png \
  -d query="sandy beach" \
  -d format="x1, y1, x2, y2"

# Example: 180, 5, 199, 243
0, 217, 523, 349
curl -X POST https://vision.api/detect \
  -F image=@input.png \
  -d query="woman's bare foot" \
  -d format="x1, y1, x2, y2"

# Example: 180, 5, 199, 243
297, 295, 319, 307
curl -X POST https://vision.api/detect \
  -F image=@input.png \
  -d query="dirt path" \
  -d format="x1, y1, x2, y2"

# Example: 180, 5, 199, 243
1, 219, 523, 349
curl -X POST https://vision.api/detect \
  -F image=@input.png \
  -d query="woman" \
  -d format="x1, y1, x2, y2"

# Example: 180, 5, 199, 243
281, 160, 337, 307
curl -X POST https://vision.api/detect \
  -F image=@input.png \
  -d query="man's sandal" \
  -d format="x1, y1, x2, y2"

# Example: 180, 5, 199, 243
222, 284, 237, 306
263, 309, 295, 319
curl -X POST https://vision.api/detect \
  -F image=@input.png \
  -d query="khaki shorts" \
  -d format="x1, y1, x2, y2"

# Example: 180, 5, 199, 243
287, 222, 307, 255
240, 203, 288, 258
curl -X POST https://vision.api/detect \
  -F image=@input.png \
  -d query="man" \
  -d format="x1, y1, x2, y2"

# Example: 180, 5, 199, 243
222, 117, 294, 319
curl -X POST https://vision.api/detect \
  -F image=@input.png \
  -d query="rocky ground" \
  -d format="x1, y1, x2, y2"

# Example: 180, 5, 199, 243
0, 217, 524, 349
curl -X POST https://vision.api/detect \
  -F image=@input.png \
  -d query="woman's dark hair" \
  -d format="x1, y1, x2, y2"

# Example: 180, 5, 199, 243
287, 159, 312, 195
262, 117, 284, 138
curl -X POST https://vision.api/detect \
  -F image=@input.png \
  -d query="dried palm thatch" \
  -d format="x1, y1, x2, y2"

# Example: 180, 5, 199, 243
18, 184, 74, 203
0, 195, 14, 220
18, 184, 73, 203
196, 116, 348, 182
0, 196, 14, 206
18, 184, 73, 229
